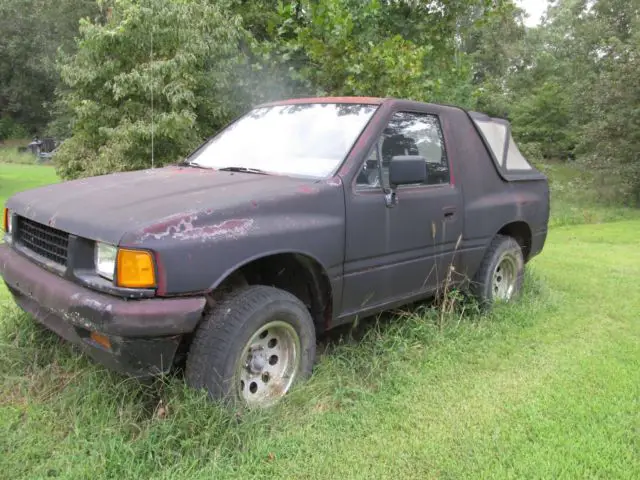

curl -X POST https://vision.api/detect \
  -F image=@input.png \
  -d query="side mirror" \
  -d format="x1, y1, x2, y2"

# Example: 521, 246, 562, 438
389, 155, 427, 188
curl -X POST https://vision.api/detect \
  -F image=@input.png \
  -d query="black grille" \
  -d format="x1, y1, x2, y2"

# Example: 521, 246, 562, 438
16, 216, 70, 266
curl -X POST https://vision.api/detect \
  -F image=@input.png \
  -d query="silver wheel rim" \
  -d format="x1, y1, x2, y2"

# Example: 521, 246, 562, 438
492, 252, 518, 301
235, 321, 300, 408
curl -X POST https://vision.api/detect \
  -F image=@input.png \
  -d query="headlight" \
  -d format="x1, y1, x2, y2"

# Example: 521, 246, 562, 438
95, 243, 156, 288
95, 242, 117, 280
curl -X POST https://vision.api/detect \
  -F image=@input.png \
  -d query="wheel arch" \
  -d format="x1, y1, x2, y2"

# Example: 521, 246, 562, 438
497, 220, 532, 261
208, 250, 333, 334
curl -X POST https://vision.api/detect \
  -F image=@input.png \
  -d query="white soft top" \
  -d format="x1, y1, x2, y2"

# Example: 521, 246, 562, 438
469, 112, 533, 172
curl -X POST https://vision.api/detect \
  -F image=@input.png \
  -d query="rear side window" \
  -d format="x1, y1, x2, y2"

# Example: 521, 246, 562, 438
474, 119, 507, 164
505, 136, 532, 170
471, 114, 533, 172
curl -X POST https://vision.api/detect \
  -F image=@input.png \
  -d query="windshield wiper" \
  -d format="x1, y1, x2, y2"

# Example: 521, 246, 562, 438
218, 166, 269, 175
181, 160, 211, 169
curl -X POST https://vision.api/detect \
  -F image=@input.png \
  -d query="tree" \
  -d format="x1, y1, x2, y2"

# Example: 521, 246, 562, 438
259, 0, 512, 106
0, 0, 100, 137
54, 0, 249, 180
577, 0, 640, 204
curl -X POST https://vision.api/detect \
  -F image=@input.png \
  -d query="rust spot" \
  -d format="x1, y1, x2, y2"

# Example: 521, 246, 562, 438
259, 96, 384, 108
251, 200, 258, 208
297, 185, 319, 194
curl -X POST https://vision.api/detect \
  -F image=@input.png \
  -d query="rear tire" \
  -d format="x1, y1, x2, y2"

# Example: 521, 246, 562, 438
185, 285, 316, 408
470, 235, 524, 308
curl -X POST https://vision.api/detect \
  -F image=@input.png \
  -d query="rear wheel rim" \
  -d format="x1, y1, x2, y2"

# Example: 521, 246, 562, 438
235, 321, 300, 408
492, 252, 518, 301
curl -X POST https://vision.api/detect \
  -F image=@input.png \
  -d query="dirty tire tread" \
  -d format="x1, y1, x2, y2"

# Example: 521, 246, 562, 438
185, 285, 315, 405
470, 234, 524, 308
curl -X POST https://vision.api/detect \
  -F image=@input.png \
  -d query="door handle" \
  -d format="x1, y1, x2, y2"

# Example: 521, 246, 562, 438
443, 207, 456, 219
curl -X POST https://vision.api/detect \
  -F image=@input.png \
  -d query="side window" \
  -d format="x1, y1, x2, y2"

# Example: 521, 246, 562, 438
355, 112, 449, 190
355, 138, 383, 189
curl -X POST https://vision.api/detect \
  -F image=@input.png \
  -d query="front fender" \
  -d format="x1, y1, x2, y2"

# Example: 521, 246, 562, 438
207, 248, 332, 292
121, 182, 346, 297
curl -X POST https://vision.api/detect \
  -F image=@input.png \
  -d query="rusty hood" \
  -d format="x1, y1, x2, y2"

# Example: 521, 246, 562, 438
6, 166, 325, 245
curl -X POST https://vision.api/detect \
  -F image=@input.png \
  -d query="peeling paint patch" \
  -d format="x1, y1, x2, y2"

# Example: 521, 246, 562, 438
176, 219, 255, 242
141, 212, 200, 240
141, 217, 255, 242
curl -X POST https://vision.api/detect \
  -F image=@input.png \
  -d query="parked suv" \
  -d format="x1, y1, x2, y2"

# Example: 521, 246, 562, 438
1, 97, 549, 408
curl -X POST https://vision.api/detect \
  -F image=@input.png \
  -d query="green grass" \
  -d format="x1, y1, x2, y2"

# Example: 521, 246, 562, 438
536, 160, 639, 227
0, 162, 58, 205
0, 146, 40, 165
0, 163, 58, 299
1, 160, 639, 478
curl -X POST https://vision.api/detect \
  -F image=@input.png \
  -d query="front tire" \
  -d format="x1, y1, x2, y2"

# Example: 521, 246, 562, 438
471, 235, 524, 308
185, 285, 316, 408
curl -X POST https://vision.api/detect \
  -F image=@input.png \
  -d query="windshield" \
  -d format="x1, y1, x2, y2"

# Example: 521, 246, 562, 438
187, 103, 379, 178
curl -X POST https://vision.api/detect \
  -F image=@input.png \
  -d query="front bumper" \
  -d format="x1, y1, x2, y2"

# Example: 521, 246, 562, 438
0, 244, 206, 377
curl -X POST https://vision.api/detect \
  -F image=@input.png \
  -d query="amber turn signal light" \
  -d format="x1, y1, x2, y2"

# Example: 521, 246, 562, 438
2, 207, 8, 232
116, 248, 156, 288
90, 332, 112, 350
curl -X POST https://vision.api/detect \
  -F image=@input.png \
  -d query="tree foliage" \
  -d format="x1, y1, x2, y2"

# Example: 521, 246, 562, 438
2, 0, 639, 204
0, 0, 100, 137
576, 0, 640, 204
54, 0, 248, 179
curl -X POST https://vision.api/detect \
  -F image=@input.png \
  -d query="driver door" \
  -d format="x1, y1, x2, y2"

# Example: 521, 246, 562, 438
340, 109, 463, 316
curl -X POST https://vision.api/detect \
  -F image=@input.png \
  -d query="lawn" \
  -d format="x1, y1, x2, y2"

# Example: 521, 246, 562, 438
0, 162, 58, 205
0, 163, 58, 297
1, 162, 639, 479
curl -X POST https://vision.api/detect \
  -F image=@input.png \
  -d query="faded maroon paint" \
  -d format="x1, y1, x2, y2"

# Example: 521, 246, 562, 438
142, 212, 198, 236
0, 244, 203, 376
0, 245, 205, 336
297, 185, 319, 194
166, 166, 213, 175
340, 100, 394, 182
155, 252, 168, 296
440, 113, 456, 185
260, 96, 385, 108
